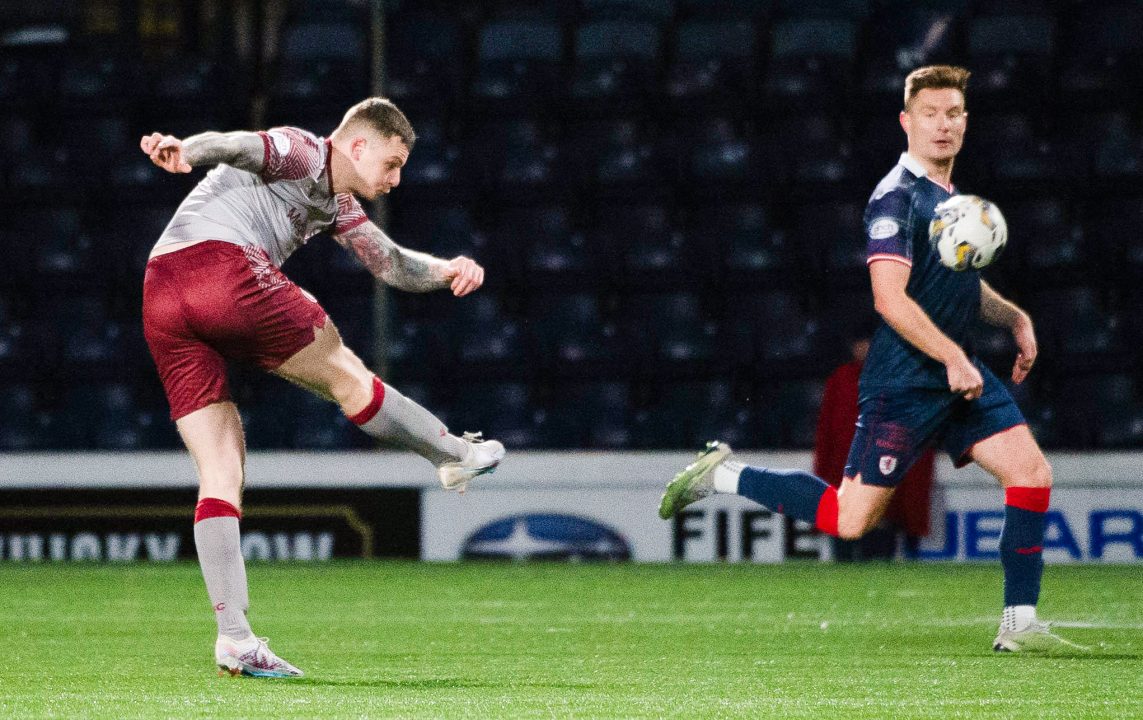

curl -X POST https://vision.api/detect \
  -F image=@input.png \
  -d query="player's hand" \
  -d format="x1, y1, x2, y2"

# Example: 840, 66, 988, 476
1011, 315, 1038, 384
442, 256, 484, 297
140, 132, 191, 173
946, 352, 984, 401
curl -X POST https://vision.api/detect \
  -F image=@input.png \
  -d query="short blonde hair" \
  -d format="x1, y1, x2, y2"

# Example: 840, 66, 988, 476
335, 97, 416, 148
904, 65, 970, 111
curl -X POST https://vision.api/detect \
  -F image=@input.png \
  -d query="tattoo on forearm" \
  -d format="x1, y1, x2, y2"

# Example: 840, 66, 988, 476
336, 224, 447, 292
182, 131, 264, 173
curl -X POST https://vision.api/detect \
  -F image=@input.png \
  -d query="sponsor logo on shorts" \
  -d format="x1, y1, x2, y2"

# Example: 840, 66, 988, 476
869, 217, 900, 240
873, 423, 911, 452
879, 455, 898, 476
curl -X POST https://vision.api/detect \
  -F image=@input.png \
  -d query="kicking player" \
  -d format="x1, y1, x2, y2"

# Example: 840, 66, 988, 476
141, 98, 505, 677
659, 66, 1080, 652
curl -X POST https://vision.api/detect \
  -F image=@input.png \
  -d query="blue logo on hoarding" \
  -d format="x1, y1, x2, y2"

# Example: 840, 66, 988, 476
462, 514, 631, 561
919, 509, 1143, 561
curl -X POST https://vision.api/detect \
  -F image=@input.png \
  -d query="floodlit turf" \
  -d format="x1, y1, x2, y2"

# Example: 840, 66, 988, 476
0, 562, 1139, 719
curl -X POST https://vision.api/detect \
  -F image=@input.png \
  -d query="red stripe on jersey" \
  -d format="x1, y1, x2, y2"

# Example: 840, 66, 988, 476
260, 132, 272, 175
867, 254, 912, 268
195, 497, 242, 523
928, 177, 954, 193
334, 193, 369, 235
1006, 486, 1050, 513
324, 138, 335, 196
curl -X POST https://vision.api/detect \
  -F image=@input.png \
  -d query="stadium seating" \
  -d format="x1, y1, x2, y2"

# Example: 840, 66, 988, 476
571, 19, 664, 114
965, 12, 1055, 112
666, 18, 758, 115
472, 17, 564, 116
0, 382, 40, 450
764, 17, 858, 111
1057, 2, 1143, 110
2, 0, 1141, 450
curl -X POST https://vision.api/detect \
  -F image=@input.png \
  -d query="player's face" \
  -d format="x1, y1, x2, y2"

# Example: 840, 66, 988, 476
353, 134, 409, 199
900, 88, 967, 164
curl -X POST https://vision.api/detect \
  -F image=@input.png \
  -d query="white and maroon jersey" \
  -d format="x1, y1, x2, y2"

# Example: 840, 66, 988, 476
152, 126, 369, 267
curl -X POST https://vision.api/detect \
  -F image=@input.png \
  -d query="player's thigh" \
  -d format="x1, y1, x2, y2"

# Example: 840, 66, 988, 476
940, 363, 1037, 486
175, 401, 246, 506
837, 389, 951, 538
273, 320, 372, 402
967, 424, 1051, 489
844, 388, 951, 489
143, 260, 234, 420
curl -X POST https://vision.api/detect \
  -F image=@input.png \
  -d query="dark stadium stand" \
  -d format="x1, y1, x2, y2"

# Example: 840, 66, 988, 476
0, 0, 1141, 450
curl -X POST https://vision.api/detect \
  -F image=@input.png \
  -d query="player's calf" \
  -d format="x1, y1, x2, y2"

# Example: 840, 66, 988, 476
348, 376, 469, 465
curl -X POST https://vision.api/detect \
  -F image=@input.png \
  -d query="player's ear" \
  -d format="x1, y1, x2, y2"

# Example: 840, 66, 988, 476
899, 110, 910, 134
351, 136, 367, 161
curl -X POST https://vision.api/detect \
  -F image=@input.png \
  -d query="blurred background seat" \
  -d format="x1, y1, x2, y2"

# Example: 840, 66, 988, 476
1, 0, 1139, 453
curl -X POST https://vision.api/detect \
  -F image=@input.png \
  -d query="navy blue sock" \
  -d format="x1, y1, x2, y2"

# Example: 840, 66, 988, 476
1000, 487, 1050, 606
738, 466, 837, 533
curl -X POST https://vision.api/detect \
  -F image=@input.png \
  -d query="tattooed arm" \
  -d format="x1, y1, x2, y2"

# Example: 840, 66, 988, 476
140, 131, 264, 174
334, 220, 485, 296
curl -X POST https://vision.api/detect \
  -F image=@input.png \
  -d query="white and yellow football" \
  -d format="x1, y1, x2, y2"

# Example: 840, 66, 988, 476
929, 194, 1008, 271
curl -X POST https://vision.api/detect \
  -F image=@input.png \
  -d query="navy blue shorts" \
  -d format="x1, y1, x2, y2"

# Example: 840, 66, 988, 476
844, 363, 1026, 488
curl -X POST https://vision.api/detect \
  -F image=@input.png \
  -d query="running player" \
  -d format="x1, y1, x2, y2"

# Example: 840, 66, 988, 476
141, 97, 505, 677
659, 66, 1081, 652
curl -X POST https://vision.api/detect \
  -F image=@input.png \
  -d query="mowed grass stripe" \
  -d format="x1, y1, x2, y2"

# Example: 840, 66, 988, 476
0, 562, 1139, 719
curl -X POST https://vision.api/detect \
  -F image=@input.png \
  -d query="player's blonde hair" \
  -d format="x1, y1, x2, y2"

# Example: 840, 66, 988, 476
904, 65, 971, 111
335, 97, 416, 148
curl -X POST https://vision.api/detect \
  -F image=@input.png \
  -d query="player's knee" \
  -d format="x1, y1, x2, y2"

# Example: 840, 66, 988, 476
836, 515, 871, 541
331, 371, 375, 413
324, 349, 374, 410
1029, 458, 1053, 489
198, 467, 244, 494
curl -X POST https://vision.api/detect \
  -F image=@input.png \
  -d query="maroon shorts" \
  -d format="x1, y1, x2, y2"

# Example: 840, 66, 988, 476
142, 241, 328, 420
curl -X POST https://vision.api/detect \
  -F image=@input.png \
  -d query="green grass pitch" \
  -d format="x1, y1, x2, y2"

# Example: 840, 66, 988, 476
1, 562, 1139, 719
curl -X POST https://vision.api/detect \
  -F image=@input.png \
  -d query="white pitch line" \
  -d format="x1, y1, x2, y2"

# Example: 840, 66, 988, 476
1050, 621, 1143, 630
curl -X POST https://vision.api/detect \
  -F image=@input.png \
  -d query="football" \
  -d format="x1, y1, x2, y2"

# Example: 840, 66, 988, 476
928, 194, 1008, 271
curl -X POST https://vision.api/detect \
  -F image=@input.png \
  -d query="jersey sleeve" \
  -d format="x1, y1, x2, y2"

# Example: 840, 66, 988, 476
332, 193, 370, 236
257, 126, 324, 182
865, 189, 914, 267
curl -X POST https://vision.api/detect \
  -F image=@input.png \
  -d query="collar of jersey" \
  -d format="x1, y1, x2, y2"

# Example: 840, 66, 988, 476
898, 152, 928, 178
323, 137, 335, 196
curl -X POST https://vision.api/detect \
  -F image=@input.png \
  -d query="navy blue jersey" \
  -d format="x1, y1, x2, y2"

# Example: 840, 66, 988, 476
860, 153, 981, 393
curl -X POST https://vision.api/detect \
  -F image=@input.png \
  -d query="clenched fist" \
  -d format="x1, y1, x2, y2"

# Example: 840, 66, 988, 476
442, 256, 485, 297
140, 132, 191, 173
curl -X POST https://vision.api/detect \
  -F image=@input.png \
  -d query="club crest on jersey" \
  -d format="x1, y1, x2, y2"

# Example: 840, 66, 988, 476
869, 218, 899, 240
879, 455, 898, 476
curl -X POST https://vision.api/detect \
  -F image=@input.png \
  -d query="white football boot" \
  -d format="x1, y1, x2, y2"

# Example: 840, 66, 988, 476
992, 620, 1089, 653
216, 635, 304, 678
437, 432, 506, 493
